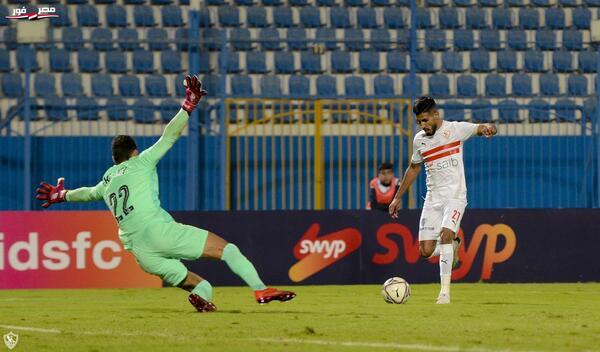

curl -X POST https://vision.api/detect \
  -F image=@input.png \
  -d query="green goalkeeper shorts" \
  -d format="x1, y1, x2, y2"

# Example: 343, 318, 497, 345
129, 221, 209, 286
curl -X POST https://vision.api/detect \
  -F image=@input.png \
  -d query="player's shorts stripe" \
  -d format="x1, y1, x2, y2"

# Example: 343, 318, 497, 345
422, 141, 461, 157
424, 148, 460, 162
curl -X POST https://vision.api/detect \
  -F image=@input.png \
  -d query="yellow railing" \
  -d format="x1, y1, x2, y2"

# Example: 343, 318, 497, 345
225, 98, 413, 210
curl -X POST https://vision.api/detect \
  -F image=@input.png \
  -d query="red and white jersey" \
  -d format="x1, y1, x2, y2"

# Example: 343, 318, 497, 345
411, 121, 478, 203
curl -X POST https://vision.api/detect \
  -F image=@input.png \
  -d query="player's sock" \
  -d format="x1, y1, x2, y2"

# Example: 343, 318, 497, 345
221, 243, 267, 291
439, 243, 453, 295
191, 280, 213, 301
427, 240, 441, 258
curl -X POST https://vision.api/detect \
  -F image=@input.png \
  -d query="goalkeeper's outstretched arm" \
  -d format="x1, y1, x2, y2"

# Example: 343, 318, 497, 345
36, 177, 104, 208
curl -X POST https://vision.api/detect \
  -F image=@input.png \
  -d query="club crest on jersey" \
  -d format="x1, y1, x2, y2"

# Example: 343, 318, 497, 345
442, 130, 450, 139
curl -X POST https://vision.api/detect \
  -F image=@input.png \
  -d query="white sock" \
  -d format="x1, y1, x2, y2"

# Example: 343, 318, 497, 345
439, 244, 453, 295
427, 240, 442, 258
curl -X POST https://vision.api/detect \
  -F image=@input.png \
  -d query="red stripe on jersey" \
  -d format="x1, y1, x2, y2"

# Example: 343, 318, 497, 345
424, 148, 460, 162
422, 141, 461, 157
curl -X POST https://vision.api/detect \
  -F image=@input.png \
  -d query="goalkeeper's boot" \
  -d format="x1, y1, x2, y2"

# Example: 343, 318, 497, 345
452, 236, 461, 268
188, 293, 217, 313
255, 287, 296, 304
436, 293, 451, 305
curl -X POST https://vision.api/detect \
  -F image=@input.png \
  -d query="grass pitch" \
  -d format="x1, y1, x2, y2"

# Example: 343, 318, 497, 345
0, 284, 598, 352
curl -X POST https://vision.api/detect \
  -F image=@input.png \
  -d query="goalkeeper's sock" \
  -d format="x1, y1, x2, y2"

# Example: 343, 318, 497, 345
191, 280, 213, 301
439, 244, 453, 295
427, 240, 441, 258
221, 243, 267, 291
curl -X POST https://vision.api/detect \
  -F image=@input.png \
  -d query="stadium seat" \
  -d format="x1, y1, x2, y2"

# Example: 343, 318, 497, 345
0, 6, 9, 26
261, 76, 282, 96
231, 28, 253, 51
443, 101, 464, 121
202, 74, 221, 97
159, 99, 180, 123
289, 75, 310, 97
545, 8, 565, 30
485, 74, 505, 97
46, 98, 68, 121
572, 8, 591, 29
50, 5, 71, 27
78, 48, 100, 72
331, 7, 351, 28
91, 28, 113, 51
221, 50, 241, 73
161, 50, 182, 73
3, 74, 23, 98
539, 74, 559, 96
207, 0, 226, 4
414, 51, 435, 72
372, 0, 392, 5
287, 28, 308, 50
471, 100, 492, 122
201, 28, 222, 51
402, 75, 422, 96
357, 7, 378, 28
300, 7, 322, 28
555, 99, 577, 122
247, 7, 268, 28
585, 0, 600, 5
374, 75, 395, 96
567, 75, 587, 96
396, 29, 409, 49
148, 28, 169, 51
197, 52, 212, 74
498, 100, 519, 122
470, 50, 491, 72
519, 9, 539, 29
583, 98, 596, 121
317, 75, 337, 97
480, 30, 501, 51
247, 52, 269, 74
415, 8, 432, 29
345, 0, 366, 6
479, 0, 498, 5
273, 7, 294, 27
383, 8, 404, 29
62, 28, 84, 52
49, 48, 71, 72
466, 8, 487, 29
290, 0, 309, 5
578, 51, 597, 73
454, 30, 474, 50
359, 51, 381, 73
553, 51, 574, 73
218, 6, 240, 27
119, 75, 141, 96
198, 9, 212, 28
301, 51, 325, 73
439, 7, 460, 29
275, 52, 296, 73
442, 52, 463, 72
133, 50, 155, 73
76, 97, 100, 121
345, 76, 366, 97
426, 30, 446, 51
345, 29, 365, 51
429, 75, 450, 97
162, 5, 183, 27
536, 30, 556, 50
497, 51, 517, 72
77, 5, 99, 26
118, 28, 141, 51
106, 5, 127, 27
134, 6, 156, 27
145, 75, 168, 97
507, 30, 527, 50
92, 74, 113, 96
387, 52, 408, 72
331, 51, 354, 73
453, 0, 474, 5
317, 0, 336, 5
531, 0, 551, 6
512, 74, 532, 96
371, 29, 391, 51
524, 50, 545, 72
125, 0, 147, 4
528, 99, 550, 122
0, 49, 9, 72
317, 28, 339, 50
61, 73, 84, 97
457, 75, 477, 97
107, 98, 129, 120
427, 0, 447, 6
231, 75, 253, 96
492, 8, 512, 29
259, 28, 282, 51
563, 30, 583, 51
35, 74, 56, 97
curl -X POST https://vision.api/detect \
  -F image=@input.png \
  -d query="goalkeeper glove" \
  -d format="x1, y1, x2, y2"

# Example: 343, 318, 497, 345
36, 177, 67, 208
181, 74, 208, 114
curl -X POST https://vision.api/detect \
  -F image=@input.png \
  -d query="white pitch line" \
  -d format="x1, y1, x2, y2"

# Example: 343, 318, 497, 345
0, 325, 61, 334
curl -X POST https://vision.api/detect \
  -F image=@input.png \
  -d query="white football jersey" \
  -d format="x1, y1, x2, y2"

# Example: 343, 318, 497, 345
411, 121, 478, 203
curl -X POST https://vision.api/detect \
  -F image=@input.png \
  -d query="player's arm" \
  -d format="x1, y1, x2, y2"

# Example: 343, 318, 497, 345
138, 75, 207, 166
388, 162, 422, 217
476, 123, 498, 138
36, 177, 104, 208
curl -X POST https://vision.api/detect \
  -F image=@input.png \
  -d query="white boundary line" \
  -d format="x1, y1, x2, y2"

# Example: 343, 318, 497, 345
0, 325, 60, 334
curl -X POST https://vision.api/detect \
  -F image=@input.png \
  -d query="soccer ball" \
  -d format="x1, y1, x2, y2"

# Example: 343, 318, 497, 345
381, 277, 411, 304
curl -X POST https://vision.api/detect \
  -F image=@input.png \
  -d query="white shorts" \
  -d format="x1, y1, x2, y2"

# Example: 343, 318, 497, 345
418, 199, 467, 241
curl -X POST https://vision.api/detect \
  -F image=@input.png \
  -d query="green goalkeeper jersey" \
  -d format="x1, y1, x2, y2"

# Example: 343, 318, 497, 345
65, 108, 190, 249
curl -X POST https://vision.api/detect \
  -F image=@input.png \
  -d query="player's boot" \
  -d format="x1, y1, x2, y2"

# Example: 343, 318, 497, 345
188, 293, 217, 312
255, 287, 296, 304
436, 293, 451, 304
452, 237, 461, 268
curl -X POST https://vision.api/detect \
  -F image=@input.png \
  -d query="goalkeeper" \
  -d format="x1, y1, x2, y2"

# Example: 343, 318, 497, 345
36, 75, 295, 312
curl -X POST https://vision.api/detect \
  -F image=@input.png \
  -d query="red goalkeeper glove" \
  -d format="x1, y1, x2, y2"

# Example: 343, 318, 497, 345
36, 177, 67, 208
181, 74, 208, 114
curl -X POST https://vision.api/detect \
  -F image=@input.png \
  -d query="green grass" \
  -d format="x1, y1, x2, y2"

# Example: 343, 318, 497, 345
0, 284, 598, 352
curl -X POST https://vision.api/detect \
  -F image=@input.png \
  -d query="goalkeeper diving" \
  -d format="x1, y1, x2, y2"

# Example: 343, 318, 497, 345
35, 75, 296, 312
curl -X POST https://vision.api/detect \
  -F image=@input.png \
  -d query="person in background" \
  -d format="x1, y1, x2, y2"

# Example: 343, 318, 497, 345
367, 162, 399, 211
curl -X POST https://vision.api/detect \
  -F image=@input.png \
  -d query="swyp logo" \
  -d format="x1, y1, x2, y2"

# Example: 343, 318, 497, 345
3, 332, 18, 350
5, 6, 58, 20
288, 223, 361, 282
